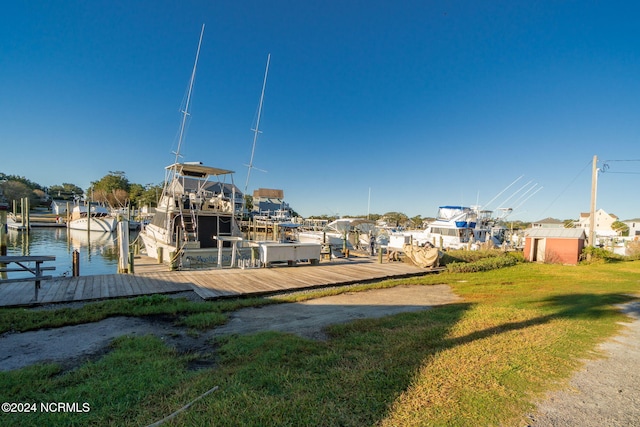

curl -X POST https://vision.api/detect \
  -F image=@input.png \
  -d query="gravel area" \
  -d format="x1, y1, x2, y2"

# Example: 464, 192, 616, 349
526, 299, 640, 426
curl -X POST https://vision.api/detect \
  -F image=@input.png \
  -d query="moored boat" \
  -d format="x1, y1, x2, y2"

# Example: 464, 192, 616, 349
392, 205, 505, 250
139, 162, 246, 266
67, 205, 118, 232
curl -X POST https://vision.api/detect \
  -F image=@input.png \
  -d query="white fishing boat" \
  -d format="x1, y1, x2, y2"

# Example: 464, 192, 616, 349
297, 218, 380, 256
67, 205, 118, 232
139, 25, 246, 268
139, 162, 246, 266
392, 205, 505, 250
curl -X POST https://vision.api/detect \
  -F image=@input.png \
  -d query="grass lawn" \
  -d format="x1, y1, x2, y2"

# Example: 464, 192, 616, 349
1, 260, 638, 426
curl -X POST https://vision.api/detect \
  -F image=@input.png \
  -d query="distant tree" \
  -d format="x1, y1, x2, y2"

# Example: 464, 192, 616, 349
89, 171, 131, 208
0, 173, 44, 191
611, 220, 629, 236
49, 183, 84, 200
244, 195, 253, 213
307, 214, 338, 220
563, 219, 576, 228
127, 183, 145, 207
383, 211, 409, 227
0, 180, 35, 207
410, 215, 423, 229
138, 183, 163, 208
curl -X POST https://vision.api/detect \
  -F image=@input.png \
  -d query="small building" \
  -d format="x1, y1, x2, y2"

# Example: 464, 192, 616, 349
523, 228, 587, 265
50, 200, 69, 215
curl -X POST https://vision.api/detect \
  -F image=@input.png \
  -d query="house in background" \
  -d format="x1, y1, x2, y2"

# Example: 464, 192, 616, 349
523, 228, 587, 265
623, 219, 640, 238
251, 188, 292, 221
575, 208, 618, 237
50, 200, 69, 215
530, 217, 564, 228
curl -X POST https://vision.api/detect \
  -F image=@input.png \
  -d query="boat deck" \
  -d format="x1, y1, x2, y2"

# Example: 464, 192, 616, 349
0, 256, 443, 307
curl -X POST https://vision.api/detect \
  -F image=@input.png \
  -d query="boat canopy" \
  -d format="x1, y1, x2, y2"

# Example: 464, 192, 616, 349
437, 206, 470, 220
166, 163, 234, 178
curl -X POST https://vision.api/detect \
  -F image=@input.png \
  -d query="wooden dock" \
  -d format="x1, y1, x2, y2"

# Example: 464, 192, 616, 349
0, 256, 442, 308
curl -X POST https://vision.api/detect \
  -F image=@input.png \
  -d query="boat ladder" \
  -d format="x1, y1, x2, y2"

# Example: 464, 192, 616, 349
179, 207, 198, 242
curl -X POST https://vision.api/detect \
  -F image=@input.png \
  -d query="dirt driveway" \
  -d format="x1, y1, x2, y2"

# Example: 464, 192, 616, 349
0, 284, 461, 371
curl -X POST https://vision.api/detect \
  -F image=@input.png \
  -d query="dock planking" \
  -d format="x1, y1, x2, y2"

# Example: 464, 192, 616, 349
0, 256, 442, 307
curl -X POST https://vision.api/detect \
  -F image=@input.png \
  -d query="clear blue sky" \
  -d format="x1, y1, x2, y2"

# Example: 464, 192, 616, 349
2, 1, 639, 221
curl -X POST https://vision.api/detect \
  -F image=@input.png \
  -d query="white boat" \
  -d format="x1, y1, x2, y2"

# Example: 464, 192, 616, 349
139, 162, 246, 267
392, 205, 505, 250
297, 218, 380, 256
6, 214, 29, 231
67, 205, 118, 232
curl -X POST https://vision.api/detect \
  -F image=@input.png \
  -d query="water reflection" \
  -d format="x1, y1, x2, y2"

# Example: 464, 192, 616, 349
4, 228, 136, 278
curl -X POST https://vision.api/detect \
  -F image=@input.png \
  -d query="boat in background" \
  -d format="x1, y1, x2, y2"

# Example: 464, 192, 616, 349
392, 205, 505, 250
67, 205, 118, 232
297, 218, 382, 256
6, 213, 29, 231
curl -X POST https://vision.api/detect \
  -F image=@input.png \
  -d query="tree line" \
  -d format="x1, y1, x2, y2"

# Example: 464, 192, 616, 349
0, 171, 162, 209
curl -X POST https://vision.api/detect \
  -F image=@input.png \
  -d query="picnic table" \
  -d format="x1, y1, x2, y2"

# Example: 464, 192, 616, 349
0, 255, 56, 300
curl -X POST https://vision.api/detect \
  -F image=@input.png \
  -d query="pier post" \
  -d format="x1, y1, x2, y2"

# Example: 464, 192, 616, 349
24, 197, 30, 232
72, 250, 80, 276
86, 201, 91, 233
0, 206, 7, 257
169, 251, 178, 271
117, 221, 129, 273
20, 198, 25, 228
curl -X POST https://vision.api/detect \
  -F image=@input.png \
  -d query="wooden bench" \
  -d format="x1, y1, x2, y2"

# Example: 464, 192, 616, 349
0, 256, 56, 301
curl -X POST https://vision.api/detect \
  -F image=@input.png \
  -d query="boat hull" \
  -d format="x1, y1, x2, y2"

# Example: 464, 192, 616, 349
67, 217, 117, 232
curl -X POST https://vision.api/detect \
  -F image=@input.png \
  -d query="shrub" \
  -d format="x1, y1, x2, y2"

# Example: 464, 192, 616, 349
445, 253, 520, 273
580, 246, 625, 264
626, 240, 640, 260
440, 249, 507, 266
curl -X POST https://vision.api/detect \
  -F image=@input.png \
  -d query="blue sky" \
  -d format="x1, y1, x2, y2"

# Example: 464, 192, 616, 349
2, 1, 639, 221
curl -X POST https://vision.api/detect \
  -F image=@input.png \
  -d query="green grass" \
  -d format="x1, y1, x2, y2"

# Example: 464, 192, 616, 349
0, 294, 276, 334
1, 261, 639, 426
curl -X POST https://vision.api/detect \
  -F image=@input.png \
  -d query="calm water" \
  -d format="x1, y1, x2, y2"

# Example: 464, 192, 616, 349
2, 227, 138, 278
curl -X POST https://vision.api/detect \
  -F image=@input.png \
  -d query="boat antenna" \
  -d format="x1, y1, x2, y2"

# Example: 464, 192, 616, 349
243, 53, 271, 201
172, 24, 205, 165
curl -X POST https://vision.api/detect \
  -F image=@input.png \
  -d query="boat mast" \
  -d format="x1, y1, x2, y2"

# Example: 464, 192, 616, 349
173, 24, 205, 166
243, 53, 271, 204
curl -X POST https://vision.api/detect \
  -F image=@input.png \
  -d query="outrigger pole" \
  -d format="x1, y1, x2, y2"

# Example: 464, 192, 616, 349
244, 53, 271, 205
173, 24, 205, 166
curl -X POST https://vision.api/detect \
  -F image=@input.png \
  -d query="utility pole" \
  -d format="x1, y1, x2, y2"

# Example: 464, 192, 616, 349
589, 155, 598, 248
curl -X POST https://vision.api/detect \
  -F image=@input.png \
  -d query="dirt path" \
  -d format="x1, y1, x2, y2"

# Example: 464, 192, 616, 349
0, 284, 461, 371
526, 300, 640, 426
